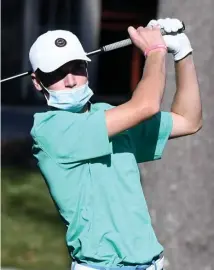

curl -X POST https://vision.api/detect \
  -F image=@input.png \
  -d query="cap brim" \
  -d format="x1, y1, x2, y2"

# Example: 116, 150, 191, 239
39, 55, 91, 73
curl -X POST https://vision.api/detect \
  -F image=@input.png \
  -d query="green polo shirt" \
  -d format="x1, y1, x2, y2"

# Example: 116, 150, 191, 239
30, 102, 172, 266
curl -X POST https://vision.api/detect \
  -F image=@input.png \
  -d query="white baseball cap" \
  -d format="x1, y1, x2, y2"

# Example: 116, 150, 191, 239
29, 30, 91, 73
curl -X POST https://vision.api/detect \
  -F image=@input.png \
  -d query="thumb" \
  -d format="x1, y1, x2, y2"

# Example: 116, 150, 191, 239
163, 35, 178, 52
128, 26, 138, 40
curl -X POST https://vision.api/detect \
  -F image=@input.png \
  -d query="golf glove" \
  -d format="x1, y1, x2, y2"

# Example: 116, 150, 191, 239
147, 18, 193, 61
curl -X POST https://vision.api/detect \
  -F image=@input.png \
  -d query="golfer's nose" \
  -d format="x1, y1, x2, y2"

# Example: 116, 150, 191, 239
64, 73, 77, 88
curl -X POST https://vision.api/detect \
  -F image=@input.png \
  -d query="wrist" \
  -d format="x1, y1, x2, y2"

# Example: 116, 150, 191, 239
173, 35, 193, 61
174, 51, 193, 62
144, 44, 167, 57
147, 49, 167, 57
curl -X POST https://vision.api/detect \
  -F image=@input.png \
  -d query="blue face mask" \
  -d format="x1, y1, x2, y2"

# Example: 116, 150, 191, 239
42, 82, 93, 112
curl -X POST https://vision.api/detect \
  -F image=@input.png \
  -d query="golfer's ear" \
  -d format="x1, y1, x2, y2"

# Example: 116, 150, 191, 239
31, 72, 42, 91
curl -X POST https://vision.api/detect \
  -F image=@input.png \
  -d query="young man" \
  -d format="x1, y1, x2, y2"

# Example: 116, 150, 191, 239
30, 18, 202, 270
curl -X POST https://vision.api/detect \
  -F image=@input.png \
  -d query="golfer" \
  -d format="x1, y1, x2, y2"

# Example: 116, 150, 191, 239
29, 18, 202, 270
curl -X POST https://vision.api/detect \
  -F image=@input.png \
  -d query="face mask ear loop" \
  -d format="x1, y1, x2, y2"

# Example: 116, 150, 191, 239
85, 60, 90, 82
86, 67, 89, 82
40, 81, 50, 102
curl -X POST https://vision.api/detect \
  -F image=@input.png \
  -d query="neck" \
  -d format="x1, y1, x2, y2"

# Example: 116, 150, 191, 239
49, 102, 90, 113
80, 102, 90, 113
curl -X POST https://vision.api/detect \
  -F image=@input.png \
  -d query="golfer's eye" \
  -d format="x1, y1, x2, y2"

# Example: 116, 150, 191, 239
69, 61, 87, 76
38, 69, 67, 87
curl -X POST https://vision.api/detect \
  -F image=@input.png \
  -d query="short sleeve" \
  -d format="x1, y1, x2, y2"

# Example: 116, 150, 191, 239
31, 110, 112, 164
129, 111, 173, 163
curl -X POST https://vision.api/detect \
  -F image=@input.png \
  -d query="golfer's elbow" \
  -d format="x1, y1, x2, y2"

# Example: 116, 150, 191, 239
190, 118, 203, 134
188, 110, 203, 134
184, 117, 203, 136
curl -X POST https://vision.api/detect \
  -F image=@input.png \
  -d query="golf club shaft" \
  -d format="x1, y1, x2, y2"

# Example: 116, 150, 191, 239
1, 39, 132, 82
0, 23, 185, 83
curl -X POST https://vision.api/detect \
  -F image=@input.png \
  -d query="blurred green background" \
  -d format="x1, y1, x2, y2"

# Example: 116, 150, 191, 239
1, 165, 70, 270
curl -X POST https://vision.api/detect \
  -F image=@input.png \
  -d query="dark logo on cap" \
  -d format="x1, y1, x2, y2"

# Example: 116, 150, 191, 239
55, 38, 67, 47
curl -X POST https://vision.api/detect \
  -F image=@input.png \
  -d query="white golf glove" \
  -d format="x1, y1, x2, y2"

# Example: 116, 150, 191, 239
147, 18, 193, 61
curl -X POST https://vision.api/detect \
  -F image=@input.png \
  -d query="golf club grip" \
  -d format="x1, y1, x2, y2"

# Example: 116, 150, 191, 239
103, 22, 185, 53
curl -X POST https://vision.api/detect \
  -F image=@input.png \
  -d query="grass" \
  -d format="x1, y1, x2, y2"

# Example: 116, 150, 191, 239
1, 166, 70, 270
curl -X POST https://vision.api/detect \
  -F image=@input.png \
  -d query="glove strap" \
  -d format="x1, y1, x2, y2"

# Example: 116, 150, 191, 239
144, 44, 167, 57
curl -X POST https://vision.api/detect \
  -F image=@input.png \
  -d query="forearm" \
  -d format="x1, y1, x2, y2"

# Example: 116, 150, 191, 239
171, 54, 202, 130
132, 51, 166, 109
105, 51, 167, 137
105, 25, 168, 137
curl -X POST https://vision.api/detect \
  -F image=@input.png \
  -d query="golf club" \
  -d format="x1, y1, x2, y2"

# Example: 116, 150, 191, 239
0, 23, 185, 83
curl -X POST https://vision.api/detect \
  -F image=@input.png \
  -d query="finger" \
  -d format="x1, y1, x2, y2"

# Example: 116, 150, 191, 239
128, 26, 136, 35
172, 19, 183, 31
157, 18, 165, 28
157, 18, 172, 33
128, 26, 137, 37
128, 26, 140, 43
164, 18, 173, 33
167, 18, 183, 32
152, 25, 161, 30
163, 35, 174, 49
147, 19, 158, 28
136, 26, 145, 33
